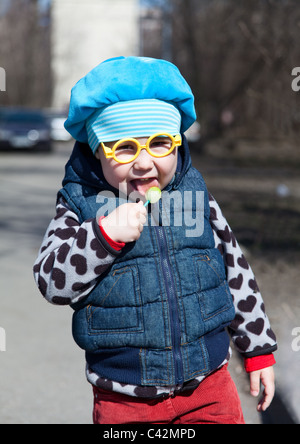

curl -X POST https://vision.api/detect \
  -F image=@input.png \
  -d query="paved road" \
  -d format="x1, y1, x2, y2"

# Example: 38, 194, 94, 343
0, 143, 92, 424
0, 141, 298, 424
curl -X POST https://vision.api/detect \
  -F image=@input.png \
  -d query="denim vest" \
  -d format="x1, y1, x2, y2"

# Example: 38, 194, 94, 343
59, 139, 235, 387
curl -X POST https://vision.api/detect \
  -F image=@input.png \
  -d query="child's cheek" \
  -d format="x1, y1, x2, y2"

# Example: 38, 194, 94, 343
157, 153, 178, 189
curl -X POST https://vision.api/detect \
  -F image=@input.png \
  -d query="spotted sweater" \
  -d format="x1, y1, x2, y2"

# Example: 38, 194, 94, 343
34, 194, 277, 398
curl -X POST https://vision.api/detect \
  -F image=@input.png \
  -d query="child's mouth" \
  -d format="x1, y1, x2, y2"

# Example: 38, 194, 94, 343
130, 178, 159, 196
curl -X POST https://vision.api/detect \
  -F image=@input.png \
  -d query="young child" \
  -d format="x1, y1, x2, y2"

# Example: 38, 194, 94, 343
34, 56, 277, 424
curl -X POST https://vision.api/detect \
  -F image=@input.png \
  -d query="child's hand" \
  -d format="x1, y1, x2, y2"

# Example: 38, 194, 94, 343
101, 201, 147, 244
249, 366, 275, 412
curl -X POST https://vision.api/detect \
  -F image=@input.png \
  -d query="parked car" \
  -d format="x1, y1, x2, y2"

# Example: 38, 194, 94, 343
44, 110, 72, 142
0, 108, 52, 151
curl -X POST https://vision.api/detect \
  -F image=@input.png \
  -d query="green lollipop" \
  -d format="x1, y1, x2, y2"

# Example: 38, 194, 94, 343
144, 187, 162, 207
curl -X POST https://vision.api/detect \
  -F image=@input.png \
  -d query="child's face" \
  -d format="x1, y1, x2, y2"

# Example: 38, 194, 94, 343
95, 137, 178, 198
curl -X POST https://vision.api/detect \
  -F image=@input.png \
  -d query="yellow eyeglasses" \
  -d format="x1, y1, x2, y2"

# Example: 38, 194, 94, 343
101, 133, 182, 164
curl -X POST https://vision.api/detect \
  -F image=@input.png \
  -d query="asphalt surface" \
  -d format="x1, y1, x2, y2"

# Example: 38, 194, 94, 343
0, 143, 92, 424
0, 141, 298, 424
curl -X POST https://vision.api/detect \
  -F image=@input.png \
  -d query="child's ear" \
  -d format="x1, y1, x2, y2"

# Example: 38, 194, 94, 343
95, 147, 100, 159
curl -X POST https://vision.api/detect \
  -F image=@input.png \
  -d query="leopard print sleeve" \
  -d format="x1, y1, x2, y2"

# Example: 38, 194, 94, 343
33, 198, 119, 305
209, 193, 277, 358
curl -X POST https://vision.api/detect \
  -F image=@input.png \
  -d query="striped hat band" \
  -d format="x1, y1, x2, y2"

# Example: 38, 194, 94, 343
86, 99, 181, 154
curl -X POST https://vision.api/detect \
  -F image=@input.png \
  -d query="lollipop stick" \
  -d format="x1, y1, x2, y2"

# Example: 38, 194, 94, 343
144, 200, 150, 207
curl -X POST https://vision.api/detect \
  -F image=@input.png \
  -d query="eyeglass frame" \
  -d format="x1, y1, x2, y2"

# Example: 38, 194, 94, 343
100, 133, 182, 164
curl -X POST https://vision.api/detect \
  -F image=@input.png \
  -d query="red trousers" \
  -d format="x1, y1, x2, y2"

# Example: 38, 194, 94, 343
93, 364, 245, 424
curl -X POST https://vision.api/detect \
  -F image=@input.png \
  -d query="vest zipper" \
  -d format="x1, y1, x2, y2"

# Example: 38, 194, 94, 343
155, 225, 184, 385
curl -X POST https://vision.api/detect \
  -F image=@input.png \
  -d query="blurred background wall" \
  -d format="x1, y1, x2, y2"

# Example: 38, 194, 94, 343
51, 0, 139, 108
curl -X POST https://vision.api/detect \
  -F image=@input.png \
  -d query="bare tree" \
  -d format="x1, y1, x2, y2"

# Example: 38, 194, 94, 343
0, 0, 52, 108
141, 0, 300, 142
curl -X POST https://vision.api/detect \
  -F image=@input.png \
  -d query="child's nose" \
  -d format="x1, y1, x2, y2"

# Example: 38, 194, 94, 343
133, 149, 154, 170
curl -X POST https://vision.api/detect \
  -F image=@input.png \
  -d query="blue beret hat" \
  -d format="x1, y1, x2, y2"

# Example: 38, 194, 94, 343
64, 56, 197, 144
